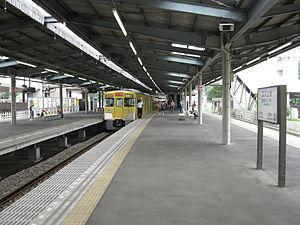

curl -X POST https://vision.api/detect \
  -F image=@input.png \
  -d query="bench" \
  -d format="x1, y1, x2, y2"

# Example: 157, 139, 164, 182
43, 111, 60, 120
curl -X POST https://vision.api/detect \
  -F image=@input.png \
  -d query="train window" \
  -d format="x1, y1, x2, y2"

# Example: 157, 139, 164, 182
116, 98, 123, 107
105, 98, 114, 107
124, 98, 135, 107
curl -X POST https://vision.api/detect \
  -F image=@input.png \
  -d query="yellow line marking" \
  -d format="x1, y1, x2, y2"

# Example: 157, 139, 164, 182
61, 112, 156, 225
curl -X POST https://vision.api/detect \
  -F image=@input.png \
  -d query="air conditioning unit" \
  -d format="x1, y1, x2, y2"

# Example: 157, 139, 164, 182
219, 23, 234, 32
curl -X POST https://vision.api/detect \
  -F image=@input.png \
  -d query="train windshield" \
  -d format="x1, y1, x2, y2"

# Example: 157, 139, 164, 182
116, 98, 123, 107
105, 98, 114, 107
124, 98, 135, 107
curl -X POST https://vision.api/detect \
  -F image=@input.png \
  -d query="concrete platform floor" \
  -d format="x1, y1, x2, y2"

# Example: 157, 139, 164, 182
87, 112, 300, 225
0, 111, 102, 140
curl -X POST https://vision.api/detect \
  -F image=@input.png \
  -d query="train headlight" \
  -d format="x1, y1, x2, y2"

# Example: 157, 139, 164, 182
108, 110, 111, 113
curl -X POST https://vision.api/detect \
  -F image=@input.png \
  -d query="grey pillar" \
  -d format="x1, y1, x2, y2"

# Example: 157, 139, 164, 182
58, 135, 69, 148
184, 86, 187, 111
198, 74, 203, 125
78, 129, 86, 140
28, 144, 40, 161
85, 89, 88, 114
11, 74, 16, 125
59, 83, 63, 114
189, 82, 192, 107
221, 33, 231, 145
174, 94, 177, 108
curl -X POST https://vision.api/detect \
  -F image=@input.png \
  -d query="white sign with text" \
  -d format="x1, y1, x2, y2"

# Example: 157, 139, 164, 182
257, 87, 278, 123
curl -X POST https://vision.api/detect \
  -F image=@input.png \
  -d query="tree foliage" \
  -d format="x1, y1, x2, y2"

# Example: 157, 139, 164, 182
205, 86, 222, 101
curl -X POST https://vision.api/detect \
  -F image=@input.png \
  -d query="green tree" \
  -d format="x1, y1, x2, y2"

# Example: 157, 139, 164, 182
0, 92, 10, 99
205, 86, 222, 101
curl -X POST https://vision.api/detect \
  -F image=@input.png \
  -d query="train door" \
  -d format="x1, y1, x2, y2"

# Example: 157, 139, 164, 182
124, 93, 135, 122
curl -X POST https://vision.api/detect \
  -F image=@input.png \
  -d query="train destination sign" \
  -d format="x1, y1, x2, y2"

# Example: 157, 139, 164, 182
257, 86, 278, 123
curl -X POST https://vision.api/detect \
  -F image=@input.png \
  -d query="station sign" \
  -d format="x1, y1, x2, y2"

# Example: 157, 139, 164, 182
257, 86, 278, 123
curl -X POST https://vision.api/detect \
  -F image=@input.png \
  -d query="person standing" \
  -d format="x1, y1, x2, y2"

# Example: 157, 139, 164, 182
137, 98, 143, 118
170, 100, 175, 112
29, 103, 34, 120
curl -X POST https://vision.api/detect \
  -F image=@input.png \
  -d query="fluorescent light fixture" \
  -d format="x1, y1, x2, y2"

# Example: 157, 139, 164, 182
45, 68, 59, 73
185, 53, 200, 58
146, 72, 150, 77
172, 43, 187, 48
246, 57, 260, 65
129, 41, 137, 55
0, 56, 9, 60
172, 51, 185, 56
16, 61, 36, 68
90, 80, 96, 83
78, 77, 87, 81
142, 66, 147, 72
98, 82, 103, 85
64, 73, 75, 78
41, 71, 48, 74
188, 45, 205, 51
268, 42, 292, 55
233, 66, 242, 72
137, 57, 143, 66
112, 8, 127, 37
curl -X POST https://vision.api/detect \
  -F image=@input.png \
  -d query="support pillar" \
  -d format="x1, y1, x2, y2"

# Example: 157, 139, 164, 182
28, 144, 40, 161
174, 94, 178, 109
198, 74, 203, 125
58, 135, 69, 148
59, 82, 63, 114
221, 33, 231, 145
184, 86, 187, 112
78, 129, 86, 141
85, 89, 88, 114
189, 82, 192, 108
11, 73, 16, 125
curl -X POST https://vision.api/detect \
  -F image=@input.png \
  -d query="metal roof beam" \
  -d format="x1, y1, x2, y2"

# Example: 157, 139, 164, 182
69, 16, 220, 50
262, 3, 300, 18
232, 24, 299, 49
92, 36, 213, 57
0, 61, 19, 68
8, 39, 65, 51
229, 0, 280, 45
100, 0, 246, 22
106, 48, 204, 66
0, 22, 33, 35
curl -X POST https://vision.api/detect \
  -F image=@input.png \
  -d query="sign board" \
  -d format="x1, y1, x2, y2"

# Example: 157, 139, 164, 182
257, 86, 278, 123
196, 85, 204, 90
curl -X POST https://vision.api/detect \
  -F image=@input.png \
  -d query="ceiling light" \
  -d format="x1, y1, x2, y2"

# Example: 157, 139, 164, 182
137, 57, 143, 66
112, 8, 127, 37
78, 77, 87, 81
268, 42, 292, 55
129, 41, 137, 55
16, 61, 36, 68
185, 53, 201, 58
45, 68, 59, 73
171, 43, 187, 48
233, 66, 242, 72
172, 52, 185, 56
64, 73, 74, 78
142, 66, 147, 72
188, 45, 205, 51
246, 57, 260, 65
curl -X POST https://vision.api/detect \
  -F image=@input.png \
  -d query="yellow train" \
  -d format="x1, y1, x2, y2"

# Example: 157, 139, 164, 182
104, 90, 153, 130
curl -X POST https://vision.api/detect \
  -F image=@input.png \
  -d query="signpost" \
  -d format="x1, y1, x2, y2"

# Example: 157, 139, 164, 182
257, 85, 286, 187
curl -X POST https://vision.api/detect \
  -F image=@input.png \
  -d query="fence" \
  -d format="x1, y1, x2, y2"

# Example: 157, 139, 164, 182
0, 110, 29, 121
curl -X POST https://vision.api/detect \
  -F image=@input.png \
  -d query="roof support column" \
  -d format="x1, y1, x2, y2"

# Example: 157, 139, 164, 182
189, 82, 192, 108
184, 86, 187, 112
198, 74, 203, 125
10, 72, 16, 125
221, 33, 231, 145
59, 82, 63, 114
85, 89, 88, 114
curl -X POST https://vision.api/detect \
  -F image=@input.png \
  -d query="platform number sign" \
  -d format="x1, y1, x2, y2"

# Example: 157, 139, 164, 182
257, 86, 278, 124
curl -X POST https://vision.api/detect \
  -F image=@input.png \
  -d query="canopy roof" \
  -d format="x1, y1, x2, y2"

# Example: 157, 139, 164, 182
0, 0, 299, 93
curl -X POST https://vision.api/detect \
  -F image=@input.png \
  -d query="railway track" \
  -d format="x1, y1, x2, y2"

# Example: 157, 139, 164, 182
0, 131, 114, 209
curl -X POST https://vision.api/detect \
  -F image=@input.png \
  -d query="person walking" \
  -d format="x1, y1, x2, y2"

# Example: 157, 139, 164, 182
170, 100, 175, 112
137, 98, 143, 118
158, 101, 162, 114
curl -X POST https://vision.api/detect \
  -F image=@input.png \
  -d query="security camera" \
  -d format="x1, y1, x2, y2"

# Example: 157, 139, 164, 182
219, 23, 234, 32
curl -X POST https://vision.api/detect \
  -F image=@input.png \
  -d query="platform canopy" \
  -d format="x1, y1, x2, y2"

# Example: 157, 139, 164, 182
0, 0, 299, 93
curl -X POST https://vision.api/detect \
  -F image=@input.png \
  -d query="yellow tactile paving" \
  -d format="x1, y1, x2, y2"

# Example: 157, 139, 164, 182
62, 113, 156, 225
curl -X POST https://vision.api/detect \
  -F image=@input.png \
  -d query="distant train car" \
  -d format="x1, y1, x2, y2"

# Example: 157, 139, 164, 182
104, 90, 153, 130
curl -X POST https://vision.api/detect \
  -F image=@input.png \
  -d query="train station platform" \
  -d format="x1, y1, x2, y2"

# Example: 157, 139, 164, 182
1, 111, 300, 225
0, 112, 103, 156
